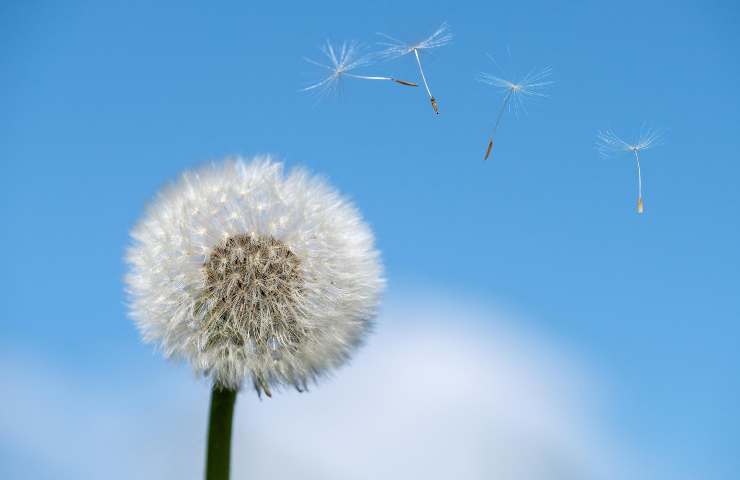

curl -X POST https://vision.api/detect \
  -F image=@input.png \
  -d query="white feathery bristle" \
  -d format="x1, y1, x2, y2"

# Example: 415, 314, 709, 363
377, 22, 453, 59
125, 156, 385, 395
596, 127, 663, 158
479, 54, 553, 116
302, 40, 372, 95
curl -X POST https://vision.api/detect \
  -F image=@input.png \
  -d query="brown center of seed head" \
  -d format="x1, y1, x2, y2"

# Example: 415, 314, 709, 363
201, 233, 305, 356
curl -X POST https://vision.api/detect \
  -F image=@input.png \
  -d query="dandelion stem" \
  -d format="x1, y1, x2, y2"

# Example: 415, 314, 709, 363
344, 73, 418, 86
413, 49, 432, 97
491, 91, 512, 139
413, 48, 439, 113
634, 150, 642, 199
205, 385, 237, 480
634, 150, 644, 213
485, 90, 513, 160
345, 74, 388, 80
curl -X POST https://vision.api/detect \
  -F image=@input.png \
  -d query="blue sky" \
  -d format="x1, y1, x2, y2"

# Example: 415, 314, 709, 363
1, 1, 739, 478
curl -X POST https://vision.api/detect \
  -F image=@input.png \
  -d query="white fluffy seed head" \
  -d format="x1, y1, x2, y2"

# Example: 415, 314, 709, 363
125, 156, 384, 395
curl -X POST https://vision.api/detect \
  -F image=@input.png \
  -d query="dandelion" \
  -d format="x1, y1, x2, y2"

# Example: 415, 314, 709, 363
378, 22, 453, 114
302, 40, 417, 98
597, 127, 663, 214
125, 157, 384, 479
479, 54, 552, 160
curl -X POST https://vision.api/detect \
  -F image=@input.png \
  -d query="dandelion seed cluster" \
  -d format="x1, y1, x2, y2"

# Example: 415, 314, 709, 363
200, 235, 304, 357
126, 157, 384, 394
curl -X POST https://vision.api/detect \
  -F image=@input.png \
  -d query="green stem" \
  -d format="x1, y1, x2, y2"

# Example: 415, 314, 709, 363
205, 385, 237, 480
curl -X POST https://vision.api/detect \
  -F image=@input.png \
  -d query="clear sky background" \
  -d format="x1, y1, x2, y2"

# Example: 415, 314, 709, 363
1, 1, 739, 479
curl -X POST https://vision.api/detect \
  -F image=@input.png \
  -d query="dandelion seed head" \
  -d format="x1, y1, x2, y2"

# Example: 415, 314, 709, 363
125, 157, 384, 394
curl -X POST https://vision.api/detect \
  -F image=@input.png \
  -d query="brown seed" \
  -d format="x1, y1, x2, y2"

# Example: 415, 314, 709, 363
484, 139, 494, 161
201, 234, 305, 355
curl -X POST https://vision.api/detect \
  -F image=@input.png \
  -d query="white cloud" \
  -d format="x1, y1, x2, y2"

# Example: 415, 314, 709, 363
0, 293, 626, 480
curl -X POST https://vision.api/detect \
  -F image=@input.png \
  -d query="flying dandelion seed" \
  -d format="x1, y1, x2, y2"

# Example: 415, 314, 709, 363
596, 127, 663, 214
479, 54, 553, 160
302, 40, 417, 98
378, 22, 452, 114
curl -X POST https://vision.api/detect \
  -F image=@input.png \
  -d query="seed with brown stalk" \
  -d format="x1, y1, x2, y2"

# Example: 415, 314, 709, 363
596, 127, 663, 214
378, 22, 452, 115
302, 40, 417, 98
479, 54, 552, 160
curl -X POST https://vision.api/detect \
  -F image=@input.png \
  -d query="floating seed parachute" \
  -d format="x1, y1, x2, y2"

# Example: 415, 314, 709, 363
378, 23, 452, 114
596, 127, 663, 214
479, 54, 552, 160
302, 40, 417, 98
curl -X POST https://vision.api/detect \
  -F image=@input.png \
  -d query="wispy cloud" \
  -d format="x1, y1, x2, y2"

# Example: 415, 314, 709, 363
1, 295, 628, 479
